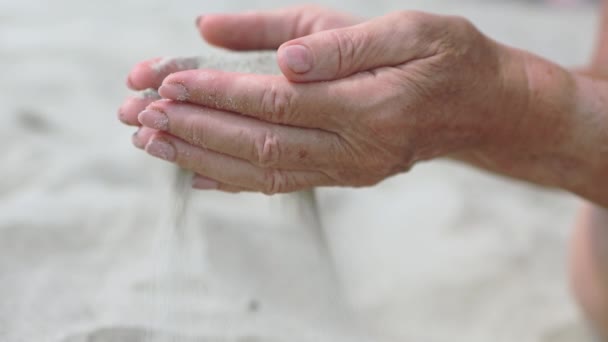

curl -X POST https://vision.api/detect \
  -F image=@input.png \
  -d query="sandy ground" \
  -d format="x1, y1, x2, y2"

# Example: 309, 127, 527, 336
0, 0, 603, 341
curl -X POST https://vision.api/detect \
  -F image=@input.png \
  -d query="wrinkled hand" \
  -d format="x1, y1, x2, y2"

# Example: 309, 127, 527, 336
121, 8, 517, 194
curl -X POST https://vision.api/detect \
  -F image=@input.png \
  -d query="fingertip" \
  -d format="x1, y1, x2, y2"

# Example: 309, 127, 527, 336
277, 33, 351, 83
277, 43, 317, 83
132, 127, 143, 149
158, 83, 188, 101
118, 94, 159, 126
198, 14, 246, 49
192, 174, 220, 190
132, 126, 158, 149
126, 74, 135, 89
118, 97, 144, 126
195, 15, 209, 43
281, 44, 313, 74
127, 58, 163, 90
117, 105, 128, 124
198, 13, 275, 51
197, 14, 222, 45
136, 110, 145, 126
127, 57, 200, 91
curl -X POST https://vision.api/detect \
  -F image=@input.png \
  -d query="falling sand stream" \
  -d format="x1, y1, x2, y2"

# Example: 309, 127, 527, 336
135, 52, 369, 342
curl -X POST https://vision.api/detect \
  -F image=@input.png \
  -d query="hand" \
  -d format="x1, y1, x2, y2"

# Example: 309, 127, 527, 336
129, 10, 522, 194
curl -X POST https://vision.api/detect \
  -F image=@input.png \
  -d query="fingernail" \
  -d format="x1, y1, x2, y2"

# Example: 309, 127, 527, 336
192, 176, 219, 190
138, 109, 168, 131
195, 15, 203, 27
132, 128, 144, 149
145, 138, 176, 161
281, 45, 313, 74
159, 83, 188, 101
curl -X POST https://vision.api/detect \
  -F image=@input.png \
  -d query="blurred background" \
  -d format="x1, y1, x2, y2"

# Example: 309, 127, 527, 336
0, 0, 602, 341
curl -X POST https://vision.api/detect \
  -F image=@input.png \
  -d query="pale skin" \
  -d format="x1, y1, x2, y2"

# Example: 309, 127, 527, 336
118, 4, 608, 337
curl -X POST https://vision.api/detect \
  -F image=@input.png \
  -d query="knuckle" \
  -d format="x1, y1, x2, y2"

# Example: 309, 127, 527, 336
254, 131, 281, 168
391, 11, 445, 49
393, 10, 418, 21
261, 82, 295, 123
395, 10, 434, 24
261, 169, 288, 195
181, 114, 205, 147
328, 30, 358, 77
392, 10, 429, 31
447, 16, 482, 47
447, 15, 475, 32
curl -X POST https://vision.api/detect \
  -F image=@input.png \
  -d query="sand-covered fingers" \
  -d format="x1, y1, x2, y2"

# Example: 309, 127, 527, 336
118, 90, 161, 126
132, 126, 158, 149
138, 100, 342, 170
144, 133, 333, 194
159, 70, 350, 129
133, 10, 519, 194
126, 56, 201, 91
121, 55, 202, 125
197, 5, 361, 51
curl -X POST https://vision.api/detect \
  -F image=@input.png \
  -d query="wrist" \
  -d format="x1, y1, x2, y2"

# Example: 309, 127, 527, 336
457, 42, 554, 155
568, 74, 608, 201
516, 50, 578, 153
459, 47, 608, 205
455, 46, 581, 185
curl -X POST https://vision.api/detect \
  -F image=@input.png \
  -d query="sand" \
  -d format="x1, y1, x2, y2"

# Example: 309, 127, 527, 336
0, 0, 602, 341
139, 54, 350, 342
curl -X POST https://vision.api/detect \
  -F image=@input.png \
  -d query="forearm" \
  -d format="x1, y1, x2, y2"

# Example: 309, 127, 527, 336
454, 46, 608, 208
568, 4, 608, 338
591, 1, 608, 75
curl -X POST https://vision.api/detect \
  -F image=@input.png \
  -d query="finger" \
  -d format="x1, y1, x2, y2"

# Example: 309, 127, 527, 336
276, 11, 443, 82
192, 174, 250, 193
144, 133, 333, 194
132, 126, 159, 149
159, 70, 350, 129
197, 5, 361, 51
139, 100, 341, 170
127, 56, 200, 91
118, 90, 161, 126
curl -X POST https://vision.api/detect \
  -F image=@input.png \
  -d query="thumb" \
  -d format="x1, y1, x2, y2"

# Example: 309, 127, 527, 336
277, 11, 441, 82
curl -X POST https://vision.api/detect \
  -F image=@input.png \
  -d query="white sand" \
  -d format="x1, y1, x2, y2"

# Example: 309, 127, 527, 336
0, 0, 601, 341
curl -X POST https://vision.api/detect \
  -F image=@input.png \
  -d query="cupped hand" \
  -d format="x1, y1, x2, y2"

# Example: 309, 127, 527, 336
126, 10, 521, 194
